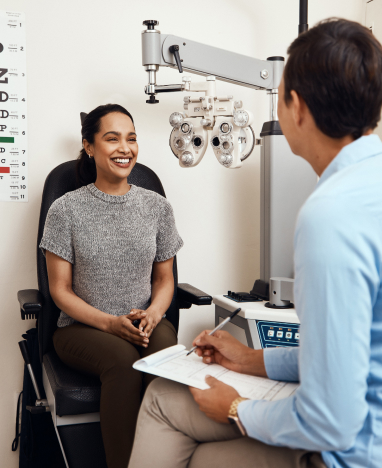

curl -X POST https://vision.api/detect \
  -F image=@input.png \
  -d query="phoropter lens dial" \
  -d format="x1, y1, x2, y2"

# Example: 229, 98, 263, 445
220, 122, 232, 134
221, 139, 233, 153
233, 110, 249, 127
181, 122, 193, 134
174, 136, 187, 150
211, 136, 220, 147
192, 135, 204, 149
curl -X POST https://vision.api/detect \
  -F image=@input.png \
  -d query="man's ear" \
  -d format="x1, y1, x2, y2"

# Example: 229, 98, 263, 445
290, 90, 303, 128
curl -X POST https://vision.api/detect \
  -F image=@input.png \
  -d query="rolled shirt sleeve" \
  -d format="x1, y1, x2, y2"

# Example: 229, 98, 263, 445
39, 196, 74, 264
154, 200, 184, 262
263, 347, 299, 382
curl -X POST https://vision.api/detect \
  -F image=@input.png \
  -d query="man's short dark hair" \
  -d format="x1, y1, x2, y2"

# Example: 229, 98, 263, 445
284, 18, 382, 140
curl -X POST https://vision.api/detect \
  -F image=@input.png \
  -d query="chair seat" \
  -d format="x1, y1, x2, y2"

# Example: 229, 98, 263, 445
43, 350, 101, 417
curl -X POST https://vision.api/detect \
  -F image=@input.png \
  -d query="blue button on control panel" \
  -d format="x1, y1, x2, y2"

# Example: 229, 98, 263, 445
256, 321, 300, 348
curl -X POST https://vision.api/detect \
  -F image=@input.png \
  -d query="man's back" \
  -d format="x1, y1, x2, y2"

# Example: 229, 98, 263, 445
296, 134, 382, 467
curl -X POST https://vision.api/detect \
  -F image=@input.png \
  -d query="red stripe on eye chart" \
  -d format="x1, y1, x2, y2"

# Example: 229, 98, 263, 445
0, 167, 10, 173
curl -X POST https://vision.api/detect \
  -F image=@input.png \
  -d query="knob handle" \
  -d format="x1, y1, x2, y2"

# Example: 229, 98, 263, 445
146, 95, 159, 104
200, 119, 212, 127
143, 20, 159, 30
169, 45, 183, 73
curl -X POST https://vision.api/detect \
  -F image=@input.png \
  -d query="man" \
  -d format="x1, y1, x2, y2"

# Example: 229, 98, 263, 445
128, 19, 382, 468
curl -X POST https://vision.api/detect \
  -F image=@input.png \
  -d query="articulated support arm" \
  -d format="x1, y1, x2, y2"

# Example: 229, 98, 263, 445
141, 20, 284, 103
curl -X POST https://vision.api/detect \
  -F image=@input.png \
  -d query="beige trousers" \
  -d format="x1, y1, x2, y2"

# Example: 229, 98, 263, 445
128, 378, 326, 468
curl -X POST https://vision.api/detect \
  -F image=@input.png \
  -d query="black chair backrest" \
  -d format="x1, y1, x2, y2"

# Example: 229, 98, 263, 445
37, 161, 179, 361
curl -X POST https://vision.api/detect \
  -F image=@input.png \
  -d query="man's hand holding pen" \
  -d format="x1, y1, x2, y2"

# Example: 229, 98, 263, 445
192, 330, 256, 374
192, 330, 267, 377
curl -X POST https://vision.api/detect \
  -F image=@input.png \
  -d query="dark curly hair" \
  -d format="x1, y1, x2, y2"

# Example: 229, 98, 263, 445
76, 104, 134, 187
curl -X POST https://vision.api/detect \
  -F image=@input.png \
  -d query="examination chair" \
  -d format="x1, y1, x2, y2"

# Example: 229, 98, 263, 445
17, 159, 212, 468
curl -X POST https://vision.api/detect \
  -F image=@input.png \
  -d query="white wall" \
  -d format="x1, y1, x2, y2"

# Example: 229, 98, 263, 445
0, 0, 362, 465
363, 0, 382, 140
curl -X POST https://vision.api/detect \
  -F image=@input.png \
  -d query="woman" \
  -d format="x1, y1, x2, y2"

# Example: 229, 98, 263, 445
40, 104, 183, 468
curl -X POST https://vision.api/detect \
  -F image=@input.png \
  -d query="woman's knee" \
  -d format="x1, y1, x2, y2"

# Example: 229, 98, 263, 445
102, 346, 141, 377
148, 319, 177, 351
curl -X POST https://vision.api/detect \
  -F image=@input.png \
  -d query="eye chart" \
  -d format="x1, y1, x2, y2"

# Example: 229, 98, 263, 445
0, 11, 27, 202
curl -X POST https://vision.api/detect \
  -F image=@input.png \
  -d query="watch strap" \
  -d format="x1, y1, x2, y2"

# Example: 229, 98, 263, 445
228, 397, 248, 436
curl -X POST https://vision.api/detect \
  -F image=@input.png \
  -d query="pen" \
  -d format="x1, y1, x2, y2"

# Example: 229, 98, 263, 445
186, 308, 242, 356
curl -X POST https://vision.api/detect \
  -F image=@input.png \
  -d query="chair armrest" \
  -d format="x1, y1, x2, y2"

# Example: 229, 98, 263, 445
17, 289, 44, 320
177, 283, 212, 309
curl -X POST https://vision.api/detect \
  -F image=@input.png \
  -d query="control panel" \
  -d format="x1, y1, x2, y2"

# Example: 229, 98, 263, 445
224, 291, 261, 303
257, 320, 299, 348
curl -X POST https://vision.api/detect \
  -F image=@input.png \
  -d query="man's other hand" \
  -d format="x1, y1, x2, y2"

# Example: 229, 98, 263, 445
189, 376, 240, 423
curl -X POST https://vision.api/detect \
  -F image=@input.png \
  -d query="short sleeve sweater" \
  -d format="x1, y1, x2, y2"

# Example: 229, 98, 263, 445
39, 183, 184, 328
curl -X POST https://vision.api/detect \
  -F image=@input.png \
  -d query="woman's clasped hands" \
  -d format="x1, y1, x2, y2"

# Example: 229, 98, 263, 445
107, 308, 163, 348
134, 307, 163, 339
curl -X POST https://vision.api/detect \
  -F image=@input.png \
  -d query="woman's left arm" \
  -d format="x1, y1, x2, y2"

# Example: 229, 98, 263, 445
132, 257, 174, 337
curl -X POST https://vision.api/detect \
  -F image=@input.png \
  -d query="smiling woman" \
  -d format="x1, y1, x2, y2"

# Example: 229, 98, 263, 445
39, 104, 183, 468
76, 104, 138, 192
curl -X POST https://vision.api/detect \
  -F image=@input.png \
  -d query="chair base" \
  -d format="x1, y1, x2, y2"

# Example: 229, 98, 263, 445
43, 363, 107, 468
58, 423, 107, 468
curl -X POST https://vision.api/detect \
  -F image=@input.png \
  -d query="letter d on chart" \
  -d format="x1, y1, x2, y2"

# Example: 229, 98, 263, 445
0, 110, 9, 118
0, 148, 5, 153
0, 91, 9, 102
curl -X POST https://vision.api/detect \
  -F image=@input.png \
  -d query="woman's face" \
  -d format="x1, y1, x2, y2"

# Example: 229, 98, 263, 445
85, 112, 138, 182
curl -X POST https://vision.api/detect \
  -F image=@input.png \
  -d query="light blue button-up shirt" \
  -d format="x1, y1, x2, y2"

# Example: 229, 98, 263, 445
238, 135, 382, 468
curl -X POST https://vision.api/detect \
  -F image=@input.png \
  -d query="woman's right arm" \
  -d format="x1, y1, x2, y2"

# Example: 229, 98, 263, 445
46, 251, 149, 347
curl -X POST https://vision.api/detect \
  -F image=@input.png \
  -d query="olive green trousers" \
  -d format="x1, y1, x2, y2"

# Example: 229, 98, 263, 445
53, 319, 177, 468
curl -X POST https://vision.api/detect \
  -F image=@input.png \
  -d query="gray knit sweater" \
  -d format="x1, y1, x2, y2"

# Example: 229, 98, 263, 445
39, 183, 183, 327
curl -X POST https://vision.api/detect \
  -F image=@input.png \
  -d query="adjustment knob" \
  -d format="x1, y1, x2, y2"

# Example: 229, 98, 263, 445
181, 152, 194, 166
200, 119, 212, 127
233, 110, 249, 127
143, 20, 159, 30
169, 112, 184, 128
220, 154, 233, 166
146, 95, 159, 104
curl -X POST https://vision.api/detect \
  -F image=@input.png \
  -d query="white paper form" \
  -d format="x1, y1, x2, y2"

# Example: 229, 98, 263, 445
134, 345, 298, 401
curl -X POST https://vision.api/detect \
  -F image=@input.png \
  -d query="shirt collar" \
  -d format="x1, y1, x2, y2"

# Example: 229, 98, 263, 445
316, 134, 382, 189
